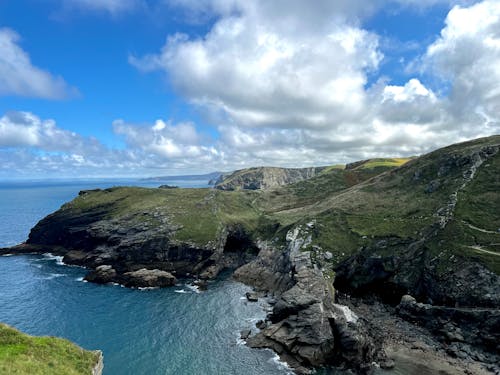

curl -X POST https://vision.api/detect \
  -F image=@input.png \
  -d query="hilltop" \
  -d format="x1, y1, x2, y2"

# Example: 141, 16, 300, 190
0, 323, 102, 375
2, 136, 499, 374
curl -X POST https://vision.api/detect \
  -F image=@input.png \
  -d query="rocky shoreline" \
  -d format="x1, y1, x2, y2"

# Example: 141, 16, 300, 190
1, 222, 499, 374
1, 136, 499, 374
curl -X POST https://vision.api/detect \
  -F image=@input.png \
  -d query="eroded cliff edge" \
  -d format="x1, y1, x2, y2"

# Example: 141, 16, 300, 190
2, 135, 500, 374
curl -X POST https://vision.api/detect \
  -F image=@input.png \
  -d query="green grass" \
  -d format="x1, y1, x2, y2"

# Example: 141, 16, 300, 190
352, 158, 412, 169
48, 136, 500, 276
0, 323, 100, 375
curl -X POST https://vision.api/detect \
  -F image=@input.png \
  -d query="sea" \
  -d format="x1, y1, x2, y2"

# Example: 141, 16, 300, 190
0, 179, 292, 375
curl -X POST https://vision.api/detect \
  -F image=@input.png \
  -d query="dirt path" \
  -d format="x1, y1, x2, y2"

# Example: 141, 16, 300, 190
463, 221, 500, 235
467, 245, 500, 256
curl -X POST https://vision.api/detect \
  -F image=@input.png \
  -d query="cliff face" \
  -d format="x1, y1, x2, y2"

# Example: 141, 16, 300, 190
214, 166, 327, 190
2, 135, 499, 374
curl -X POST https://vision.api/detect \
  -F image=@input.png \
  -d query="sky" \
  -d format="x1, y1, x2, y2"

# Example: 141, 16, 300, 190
0, 0, 499, 178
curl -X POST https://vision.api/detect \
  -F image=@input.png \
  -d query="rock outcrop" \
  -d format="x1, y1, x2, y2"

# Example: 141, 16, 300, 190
235, 224, 385, 374
214, 166, 326, 190
397, 295, 500, 361
1, 135, 499, 374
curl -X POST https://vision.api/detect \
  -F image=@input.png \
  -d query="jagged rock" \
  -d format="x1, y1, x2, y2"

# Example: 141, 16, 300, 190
245, 292, 258, 302
122, 269, 176, 288
215, 166, 326, 190
240, 329, 251, 340
397, 297, 500, 355
400, 294, 416, 305
193, 279, 208, 290
84, 265, 117, 284
256, 320, 266, 330
239, 226, 384, 374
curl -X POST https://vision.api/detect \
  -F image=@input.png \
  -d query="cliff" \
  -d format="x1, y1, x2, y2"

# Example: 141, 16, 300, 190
2, 135, 499, 374
214, 166, 327, 190
0, 323, 102, 375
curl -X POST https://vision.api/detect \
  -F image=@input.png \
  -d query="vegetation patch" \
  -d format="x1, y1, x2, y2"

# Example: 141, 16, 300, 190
0, 323, 100, 375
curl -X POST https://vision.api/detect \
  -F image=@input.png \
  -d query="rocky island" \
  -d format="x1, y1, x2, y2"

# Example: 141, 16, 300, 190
1, 136, 499, 374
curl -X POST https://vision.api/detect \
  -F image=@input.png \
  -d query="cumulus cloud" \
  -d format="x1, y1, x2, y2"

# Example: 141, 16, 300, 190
113, 118, 219, 161
0, 28, 75, 99
130, 2, 382, 131
128, 0, 499, 168
423, 0, 500, 133
3, 1, 499, 178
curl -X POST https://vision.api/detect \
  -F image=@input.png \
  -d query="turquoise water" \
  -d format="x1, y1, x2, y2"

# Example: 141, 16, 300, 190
0, 180, 290, 375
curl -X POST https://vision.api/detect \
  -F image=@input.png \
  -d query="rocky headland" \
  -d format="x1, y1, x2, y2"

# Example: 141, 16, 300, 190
1, 135, 499, 374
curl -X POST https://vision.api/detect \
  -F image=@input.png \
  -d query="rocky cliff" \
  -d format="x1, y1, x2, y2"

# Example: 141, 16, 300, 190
214, 166, 327, 190
2, 135, 499, 374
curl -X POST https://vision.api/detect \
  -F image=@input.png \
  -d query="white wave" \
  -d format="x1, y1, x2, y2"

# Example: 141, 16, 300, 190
186, 284, 201, 294
138, 286, 159, 291
42, 253, 65, 265
41, 273, 66, 280
174, 289, 189, 294
267, 351, 295, 374
1, 253, 14, 257
75, 277, 84, 282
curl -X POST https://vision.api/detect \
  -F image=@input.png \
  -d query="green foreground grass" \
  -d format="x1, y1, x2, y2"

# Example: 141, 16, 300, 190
0, 323, 100, 375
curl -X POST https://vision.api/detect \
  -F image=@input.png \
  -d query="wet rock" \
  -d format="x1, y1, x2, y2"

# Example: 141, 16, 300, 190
397, 298, 500, 355
84, 265, 117, 284
379, 358, 395, 369
256, 320, 266, 330
246, 291, 258, 302
240, 329, 251, 340
193, 279, 208, 291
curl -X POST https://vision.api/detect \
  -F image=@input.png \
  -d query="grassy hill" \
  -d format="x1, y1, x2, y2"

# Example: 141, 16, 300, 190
0, 323, 102, 375
17, 136, 500, 307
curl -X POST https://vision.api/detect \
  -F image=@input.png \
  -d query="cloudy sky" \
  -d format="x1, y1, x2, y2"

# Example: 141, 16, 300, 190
0, 0, 499, 178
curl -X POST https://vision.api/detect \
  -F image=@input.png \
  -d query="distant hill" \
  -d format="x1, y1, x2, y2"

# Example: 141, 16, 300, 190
214, 158, 411, 191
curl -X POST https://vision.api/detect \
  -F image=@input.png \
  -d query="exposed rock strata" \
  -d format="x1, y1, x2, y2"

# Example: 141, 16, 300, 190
235, 224, 385, 374
215, 166, 326, 190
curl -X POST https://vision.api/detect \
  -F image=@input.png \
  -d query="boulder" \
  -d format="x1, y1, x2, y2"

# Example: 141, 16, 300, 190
84, 265, 117, 284
245, 291, 258, 302
123, 269, 176, 288
240, 329, 251, 340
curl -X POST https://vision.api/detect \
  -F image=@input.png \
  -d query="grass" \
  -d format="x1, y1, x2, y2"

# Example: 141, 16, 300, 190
48, 136, 500, 276
0, 323, 100, 375
352, 158, 412, 170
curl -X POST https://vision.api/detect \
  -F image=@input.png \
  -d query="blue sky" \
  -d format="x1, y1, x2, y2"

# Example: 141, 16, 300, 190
0, 0, 498, 178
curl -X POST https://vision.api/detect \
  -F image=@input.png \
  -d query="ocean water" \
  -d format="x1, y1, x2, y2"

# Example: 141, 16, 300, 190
0, 180, 291, 375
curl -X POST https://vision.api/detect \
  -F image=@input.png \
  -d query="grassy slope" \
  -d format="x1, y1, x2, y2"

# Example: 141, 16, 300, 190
0, 323, 100, 375
52, 139, 499, 275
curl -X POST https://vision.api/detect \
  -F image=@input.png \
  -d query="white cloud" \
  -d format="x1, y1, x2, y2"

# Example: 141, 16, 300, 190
127, 0, 499, 170
130, 2, 382, 130
113, 119, 216, 159
0, 28, 75, 99
424, 0, 500, 132
2, 1, 499, 178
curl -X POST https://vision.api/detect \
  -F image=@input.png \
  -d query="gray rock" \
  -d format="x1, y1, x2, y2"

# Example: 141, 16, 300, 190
123, 268, 176, 288
84, 265, 117, 284
240, 329, 251, 340
246, 291, 258, 302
